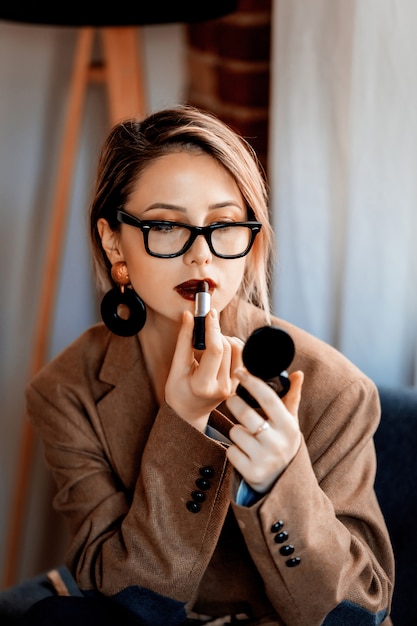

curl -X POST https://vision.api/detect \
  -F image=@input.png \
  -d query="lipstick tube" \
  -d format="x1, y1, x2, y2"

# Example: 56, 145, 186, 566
193, 281, 210, 350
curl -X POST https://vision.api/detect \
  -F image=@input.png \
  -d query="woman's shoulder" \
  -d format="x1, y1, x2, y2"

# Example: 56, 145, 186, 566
27, 322, 140, 393
272, 315, 370, 383
231, 303, 376, 402
271, 316, 379, 427
38, 322, 111, 369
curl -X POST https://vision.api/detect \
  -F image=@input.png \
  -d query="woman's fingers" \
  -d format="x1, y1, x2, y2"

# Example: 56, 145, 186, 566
169, 310, 196, 372
229, 368, 304, 421
229, 368, 283, 423
227, 392, 268, 434
194, 310, 228, 388
223, 336, 244, 393
281, 370, 304, 421
169, 309, 240, 398
225, 369, 304, 492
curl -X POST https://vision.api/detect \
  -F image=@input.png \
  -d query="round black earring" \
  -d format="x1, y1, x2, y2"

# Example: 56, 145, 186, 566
100, 262, 146, 337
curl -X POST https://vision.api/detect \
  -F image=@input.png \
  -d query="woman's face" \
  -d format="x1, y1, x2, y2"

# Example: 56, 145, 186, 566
99, 151, 248, 330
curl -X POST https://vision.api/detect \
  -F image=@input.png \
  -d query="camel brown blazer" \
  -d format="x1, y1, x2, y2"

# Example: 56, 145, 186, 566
26, 310, 394, 626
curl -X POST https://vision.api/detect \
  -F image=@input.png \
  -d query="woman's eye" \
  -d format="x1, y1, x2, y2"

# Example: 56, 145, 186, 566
211, 221, 235, 227
211, 221, 237, 230
152, 223, 179, 233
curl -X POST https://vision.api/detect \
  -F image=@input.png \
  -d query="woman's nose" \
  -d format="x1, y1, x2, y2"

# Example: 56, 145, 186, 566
183, 233, 213, 265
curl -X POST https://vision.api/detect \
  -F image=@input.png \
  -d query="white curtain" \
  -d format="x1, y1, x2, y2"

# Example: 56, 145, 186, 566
269, 0, 417, 388
0, 20, 186, 583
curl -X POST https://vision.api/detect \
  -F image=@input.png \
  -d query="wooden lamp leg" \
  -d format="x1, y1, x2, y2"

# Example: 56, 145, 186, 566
101, 27, 146, 122
3, 26, 146, 588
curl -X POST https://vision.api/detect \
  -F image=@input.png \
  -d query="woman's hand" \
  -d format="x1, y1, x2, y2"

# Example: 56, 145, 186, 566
165, 309, 243, 431
226, 368, 304, 494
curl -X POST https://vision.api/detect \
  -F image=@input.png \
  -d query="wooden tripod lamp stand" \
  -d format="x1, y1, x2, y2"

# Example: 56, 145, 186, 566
3, 24, 146, 588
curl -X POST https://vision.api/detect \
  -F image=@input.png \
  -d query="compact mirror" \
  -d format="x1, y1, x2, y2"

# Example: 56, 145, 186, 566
237, 325, 295, 408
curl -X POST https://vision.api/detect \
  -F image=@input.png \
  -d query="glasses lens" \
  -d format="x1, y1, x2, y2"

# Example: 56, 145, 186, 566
211, 225, 252, 257
148, 223, 190, 256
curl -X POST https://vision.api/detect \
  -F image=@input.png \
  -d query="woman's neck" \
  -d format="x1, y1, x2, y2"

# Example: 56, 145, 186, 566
138, 318, 179, 405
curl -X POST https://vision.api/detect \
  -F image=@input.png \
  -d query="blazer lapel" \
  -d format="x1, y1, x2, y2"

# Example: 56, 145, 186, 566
96, 333, 158, 490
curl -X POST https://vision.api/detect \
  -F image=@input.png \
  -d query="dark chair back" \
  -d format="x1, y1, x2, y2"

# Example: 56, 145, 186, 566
374, 386, 417, 626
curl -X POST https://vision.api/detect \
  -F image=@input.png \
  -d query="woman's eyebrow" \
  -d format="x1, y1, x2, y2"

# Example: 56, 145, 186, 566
143, 203, 186, 213
143, 201, 244, 213
209, 201, 245, 211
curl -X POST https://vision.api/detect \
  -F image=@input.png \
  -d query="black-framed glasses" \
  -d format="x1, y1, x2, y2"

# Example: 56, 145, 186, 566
116, 209, 262, 259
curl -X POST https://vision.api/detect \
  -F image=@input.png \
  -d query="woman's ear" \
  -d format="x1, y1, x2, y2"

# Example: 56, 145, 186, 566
97, 218, 124, 265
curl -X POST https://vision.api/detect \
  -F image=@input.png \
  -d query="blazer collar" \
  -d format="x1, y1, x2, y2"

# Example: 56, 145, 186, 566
99, 331, 145, 386
96, 332, 158, 489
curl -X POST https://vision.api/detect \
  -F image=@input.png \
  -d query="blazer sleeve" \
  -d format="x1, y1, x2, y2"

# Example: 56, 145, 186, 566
230, 376, 394, 626
26, 378, 234, 625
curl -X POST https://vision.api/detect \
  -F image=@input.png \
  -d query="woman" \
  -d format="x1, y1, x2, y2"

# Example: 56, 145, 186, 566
23, 106, 393, 625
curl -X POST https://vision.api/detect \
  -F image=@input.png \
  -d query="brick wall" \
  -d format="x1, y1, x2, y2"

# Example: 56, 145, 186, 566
185, 0, 272, 171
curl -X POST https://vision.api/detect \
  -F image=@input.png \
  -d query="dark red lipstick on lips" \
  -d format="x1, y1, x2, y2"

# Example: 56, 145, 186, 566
192, 281, 210, 350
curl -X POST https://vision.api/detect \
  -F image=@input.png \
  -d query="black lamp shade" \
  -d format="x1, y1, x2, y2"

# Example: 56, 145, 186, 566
0, 2, 238, 27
